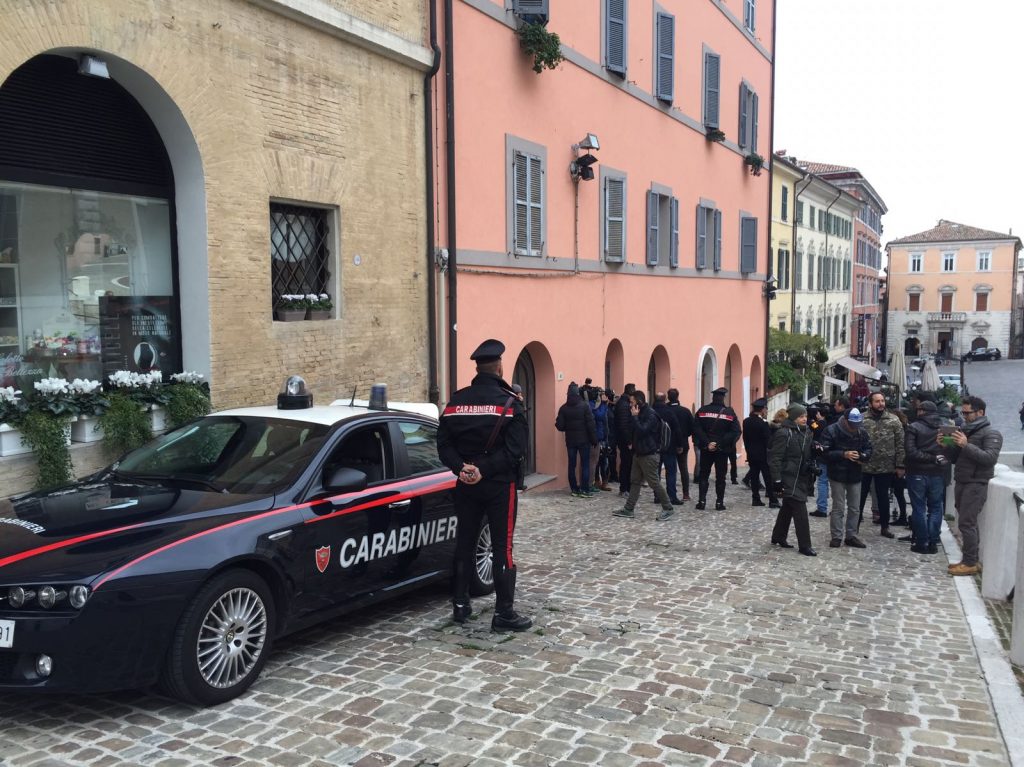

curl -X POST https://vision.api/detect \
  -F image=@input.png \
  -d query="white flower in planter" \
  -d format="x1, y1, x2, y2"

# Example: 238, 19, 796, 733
171, 371, 205, 384
0, 386, 20, 404
69, 378, 102, 395
34, 377, 71, 396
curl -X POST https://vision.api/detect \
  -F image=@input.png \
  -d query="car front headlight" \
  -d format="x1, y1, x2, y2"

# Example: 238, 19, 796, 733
69, 585, 90, 609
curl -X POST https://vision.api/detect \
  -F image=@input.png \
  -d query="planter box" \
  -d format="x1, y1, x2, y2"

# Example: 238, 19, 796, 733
0, 423, 30, 457
71, 415, 104, 443
151, 406, 167, 433
307, 310, 331, 321
275, 309, 306, 322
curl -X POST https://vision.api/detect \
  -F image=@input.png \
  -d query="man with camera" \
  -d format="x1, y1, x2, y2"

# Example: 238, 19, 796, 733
819, 407, 873, 548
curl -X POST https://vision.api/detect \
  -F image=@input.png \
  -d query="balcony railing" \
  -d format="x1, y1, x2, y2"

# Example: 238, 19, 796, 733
926, 312, 967, 324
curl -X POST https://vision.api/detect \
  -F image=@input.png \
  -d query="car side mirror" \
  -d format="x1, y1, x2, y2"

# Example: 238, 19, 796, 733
323, 466, 368, 493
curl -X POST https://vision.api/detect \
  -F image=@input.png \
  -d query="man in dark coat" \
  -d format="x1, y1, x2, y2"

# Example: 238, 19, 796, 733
555, 382, 598, 497
743, 397, 777, 508
767, 403, 817, 555
820, 407, 873, 549
653, 392, 685, 505
692, 387, 741, 510
667, 388, 694, 501
904, 400, 954, 555
612, 391, 675, 521
437, 339, 531, 631
613, 383, 637, 497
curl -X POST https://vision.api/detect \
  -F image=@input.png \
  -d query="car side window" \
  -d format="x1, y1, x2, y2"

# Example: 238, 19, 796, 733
325, 426, 392, 485
398, 421, 446, 475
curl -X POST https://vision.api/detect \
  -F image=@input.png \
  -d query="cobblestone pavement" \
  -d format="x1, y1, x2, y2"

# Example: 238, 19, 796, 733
0, 479, 1014, 767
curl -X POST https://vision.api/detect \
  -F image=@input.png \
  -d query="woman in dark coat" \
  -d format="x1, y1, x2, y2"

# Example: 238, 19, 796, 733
555, 383, 597, 497
767, 403, 817, 556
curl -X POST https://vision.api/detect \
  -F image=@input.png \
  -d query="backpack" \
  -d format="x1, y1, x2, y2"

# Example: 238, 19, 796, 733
658, 416, 673, 453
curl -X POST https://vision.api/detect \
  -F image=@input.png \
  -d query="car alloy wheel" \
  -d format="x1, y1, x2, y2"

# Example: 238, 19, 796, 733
469, 519, 495, 596
160, 570, 276, 705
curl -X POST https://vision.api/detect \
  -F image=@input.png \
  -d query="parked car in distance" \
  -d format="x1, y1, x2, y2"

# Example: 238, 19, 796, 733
962, 347, 1001, 361
938, 374, 965, 394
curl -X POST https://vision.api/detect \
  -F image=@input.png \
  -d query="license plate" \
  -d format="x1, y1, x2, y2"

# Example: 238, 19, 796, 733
0, 619, 13, 648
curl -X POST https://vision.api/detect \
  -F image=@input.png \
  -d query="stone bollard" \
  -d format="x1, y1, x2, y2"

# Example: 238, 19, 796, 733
979, 465, 1024, 601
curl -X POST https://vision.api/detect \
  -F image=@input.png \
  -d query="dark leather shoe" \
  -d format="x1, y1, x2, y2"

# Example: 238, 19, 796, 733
715, 501, 726, 511
452, 603, 471, 624
809, 510, 828, 518
731, 478, 738, 485
927, 543, 938, 554
771, 538, 794, 548
768, 501, 780, 508
670, 499, 685, 506
910, 544, 928, 554
752, 498, 766, 507
880, 527, 895, 539
695, 500, 706, 510
799, 547, 817, 557
845, 537, 867, 548
491, 611, 533, 632
898, 533, 913, 542
829, 538, 842, 548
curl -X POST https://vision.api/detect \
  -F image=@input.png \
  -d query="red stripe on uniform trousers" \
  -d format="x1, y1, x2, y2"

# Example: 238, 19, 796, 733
505, 481, 515, 568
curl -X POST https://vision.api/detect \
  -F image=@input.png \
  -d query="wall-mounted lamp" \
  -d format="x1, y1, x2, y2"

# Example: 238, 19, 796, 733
78, 54, 110, 79
569, 132, 600, 182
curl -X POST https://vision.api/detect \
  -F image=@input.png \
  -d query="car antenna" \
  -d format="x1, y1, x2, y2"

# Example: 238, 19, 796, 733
348, 385, 358, 407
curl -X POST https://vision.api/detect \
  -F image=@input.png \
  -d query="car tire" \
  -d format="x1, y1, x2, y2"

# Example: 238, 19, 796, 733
468, 518, 495, 596
159, 570, 275, 705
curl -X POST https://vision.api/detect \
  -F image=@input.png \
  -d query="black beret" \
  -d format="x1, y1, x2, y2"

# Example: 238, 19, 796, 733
470, 338, 505, 362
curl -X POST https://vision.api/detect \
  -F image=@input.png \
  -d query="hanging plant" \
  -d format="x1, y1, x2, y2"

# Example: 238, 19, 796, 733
516, 22, 564, 74
705, 127, 726, 142
790, 355, 809, 370
744, 152, 766, 176
815, 349, 829, 364
99, 392, 153, 459
16, 411, 74, 490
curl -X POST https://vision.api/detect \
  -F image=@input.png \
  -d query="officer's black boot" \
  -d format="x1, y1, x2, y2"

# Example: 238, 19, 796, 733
491, 568, 532, 632
695, 479, 708, 510
751, 490, 765, 507
451, 561, 472, 624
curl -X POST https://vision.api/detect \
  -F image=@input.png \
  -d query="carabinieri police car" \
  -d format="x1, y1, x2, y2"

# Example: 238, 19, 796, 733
0, 378, 493, 705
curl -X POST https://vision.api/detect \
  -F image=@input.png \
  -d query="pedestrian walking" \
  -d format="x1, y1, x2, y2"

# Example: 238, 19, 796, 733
820, 407, 873, 548
437, 339, 532, 631
555, 382, 598, 497
612, 390, 675, 521
653, 392, 685, 505
693, 387, 741, 510
767, 403, 817, 556
743, 397, 777, 508
858, 392, 906, 540
904, 400, 954, 555
667, 388, 694, 501
947, 396, 1003, 576
614, 383, 636, 497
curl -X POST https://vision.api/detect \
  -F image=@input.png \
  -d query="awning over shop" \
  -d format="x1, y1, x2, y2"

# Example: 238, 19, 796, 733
835, 356, 882, 381
823, 375, 850, 391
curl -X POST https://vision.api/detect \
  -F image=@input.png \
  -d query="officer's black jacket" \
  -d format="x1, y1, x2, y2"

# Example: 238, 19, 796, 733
693, 401, 741, 451
437, 372, 527, 483
742, 414, 772, 464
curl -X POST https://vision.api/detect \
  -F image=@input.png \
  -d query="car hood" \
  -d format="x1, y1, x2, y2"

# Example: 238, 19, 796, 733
0, 476, 275, 582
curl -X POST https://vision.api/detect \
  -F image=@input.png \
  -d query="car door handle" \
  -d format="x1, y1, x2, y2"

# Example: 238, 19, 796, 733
268, 530, 293, 541
388, 499, 411, 509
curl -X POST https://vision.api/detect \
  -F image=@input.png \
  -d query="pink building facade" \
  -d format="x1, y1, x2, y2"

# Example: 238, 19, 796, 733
432, 0, 774, 483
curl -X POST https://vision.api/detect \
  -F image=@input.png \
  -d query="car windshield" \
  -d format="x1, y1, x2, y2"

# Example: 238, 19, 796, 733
115, 416, 330, 494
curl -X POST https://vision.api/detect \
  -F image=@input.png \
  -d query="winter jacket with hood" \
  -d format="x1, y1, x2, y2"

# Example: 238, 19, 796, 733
767, 419, 815, 502
951, 416, 1003, 485
631, 402, 663, 457
555, 385, 597, 448
905, 412, 954, 476
820, 418, 874, 484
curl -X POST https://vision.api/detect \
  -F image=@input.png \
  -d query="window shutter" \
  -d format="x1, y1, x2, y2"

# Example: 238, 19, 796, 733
703, 52, 720, 128
695, 204, 707, 269
669, 197, 679, 267
528, 154, 543, 256
781, 186, 788, 221
655, 13, 674, 103
738, 82, 748, 148
604, 176, 625, 262
606, 0, 626, 75
513, 151, 528, 255
713, 209, 723, 271
740, 216, 757, 273
751, 92, 759, 152
514, 0, 548, 22
646, 190, 659, 266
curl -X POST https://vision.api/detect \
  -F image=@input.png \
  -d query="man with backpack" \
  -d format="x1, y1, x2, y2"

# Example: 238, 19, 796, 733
612, 390, 675, 521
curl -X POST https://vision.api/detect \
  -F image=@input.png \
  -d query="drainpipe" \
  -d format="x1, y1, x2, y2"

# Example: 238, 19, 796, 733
444, 0, 459, 391
424, 0, 442, 405
763, 0, 778, 398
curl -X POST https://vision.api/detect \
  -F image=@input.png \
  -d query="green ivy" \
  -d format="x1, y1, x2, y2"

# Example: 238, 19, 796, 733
16, 411, 74, 490
767, 328, 827, 397
165, 383, 212, 429
99, 393, 153, 459
516, 22, 564, 73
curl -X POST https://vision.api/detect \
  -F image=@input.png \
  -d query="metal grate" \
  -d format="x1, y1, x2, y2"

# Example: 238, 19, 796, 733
270, 203, 331, 316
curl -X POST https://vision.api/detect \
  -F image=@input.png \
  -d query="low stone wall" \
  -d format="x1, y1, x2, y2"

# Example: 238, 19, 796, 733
1, 442, 109, 498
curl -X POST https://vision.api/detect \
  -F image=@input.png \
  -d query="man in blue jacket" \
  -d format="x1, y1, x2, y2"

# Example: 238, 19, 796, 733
612, 391, 675, 521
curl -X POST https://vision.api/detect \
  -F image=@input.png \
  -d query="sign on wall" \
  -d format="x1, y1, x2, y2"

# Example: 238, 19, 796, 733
99, 295, 181, 377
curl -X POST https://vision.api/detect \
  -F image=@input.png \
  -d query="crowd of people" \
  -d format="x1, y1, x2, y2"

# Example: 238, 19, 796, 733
554, 375, 1003, 573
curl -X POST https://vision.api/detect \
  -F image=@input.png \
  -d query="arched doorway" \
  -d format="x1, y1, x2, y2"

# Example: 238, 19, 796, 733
749, 355, 762, 400
697, 348, 716, 409
971, 336, 987, 350
646, 345, 670, 401
512, 349, 537, 476
904, 337, 920, 356
605, 338, 624, 395
724, 344, 743, 410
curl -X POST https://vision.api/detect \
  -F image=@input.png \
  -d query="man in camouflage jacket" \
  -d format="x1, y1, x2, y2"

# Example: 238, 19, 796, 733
858, 391, 906, 539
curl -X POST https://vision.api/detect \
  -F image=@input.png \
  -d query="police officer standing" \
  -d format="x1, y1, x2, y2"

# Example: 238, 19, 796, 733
437, 339, 532, 632
693, 387, 741, 510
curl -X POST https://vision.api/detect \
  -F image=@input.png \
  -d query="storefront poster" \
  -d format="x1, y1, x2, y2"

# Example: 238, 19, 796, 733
99, 296, 181, 377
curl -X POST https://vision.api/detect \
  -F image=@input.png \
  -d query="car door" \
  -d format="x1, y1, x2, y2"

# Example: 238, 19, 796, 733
378, 419, 458, 588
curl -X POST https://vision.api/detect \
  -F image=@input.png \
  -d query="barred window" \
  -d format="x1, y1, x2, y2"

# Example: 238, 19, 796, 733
270, 202, 332, 318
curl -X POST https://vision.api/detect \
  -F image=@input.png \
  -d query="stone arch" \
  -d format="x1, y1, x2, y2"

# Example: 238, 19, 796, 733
646, 345, 671, 402
749, 355, 762, 401
605, 338, 624, 395
513, 341, 555, 481
696, 346, 717, 409
723, 344, 743, 410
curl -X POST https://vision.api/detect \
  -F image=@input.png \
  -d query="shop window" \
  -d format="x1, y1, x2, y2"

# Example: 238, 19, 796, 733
270, 202, 334, 319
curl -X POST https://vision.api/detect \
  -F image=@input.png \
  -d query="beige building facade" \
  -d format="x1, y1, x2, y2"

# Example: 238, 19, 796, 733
886, 220, 1022, 360
0, 0, 433, 492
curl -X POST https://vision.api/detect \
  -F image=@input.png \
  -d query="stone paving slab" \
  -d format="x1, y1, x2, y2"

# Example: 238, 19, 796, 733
0, 479, 1014, 766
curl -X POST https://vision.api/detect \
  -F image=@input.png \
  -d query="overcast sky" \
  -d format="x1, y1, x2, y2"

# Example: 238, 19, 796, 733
774, 0, 1021, 247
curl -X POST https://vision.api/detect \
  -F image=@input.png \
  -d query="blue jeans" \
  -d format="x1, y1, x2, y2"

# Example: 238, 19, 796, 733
660, 451, 679, 501
816, 463, 829, 514
908, 474, 944, 547
567, 444, 591, 492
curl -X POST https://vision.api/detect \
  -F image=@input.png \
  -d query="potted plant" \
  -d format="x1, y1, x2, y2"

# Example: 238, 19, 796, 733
167, 371, 212, 429
705, 127, 726, 142
744, 152, 766, 176
516, 21, 564, 74
69, 378, 110, 443
307, 293, 333, 321
17, 378, 76, 489
104, 370, 167, 446
275, 294, 308, 322
0, 386, 29, 457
